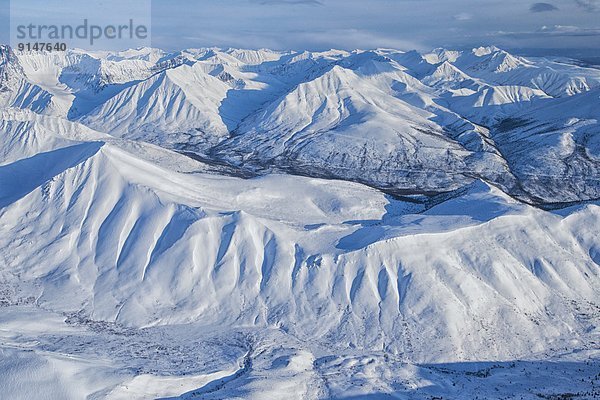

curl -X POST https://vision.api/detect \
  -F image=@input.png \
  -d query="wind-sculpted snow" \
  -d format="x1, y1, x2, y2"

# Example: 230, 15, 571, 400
1, 45, 600, 399
0, 133, 598, 362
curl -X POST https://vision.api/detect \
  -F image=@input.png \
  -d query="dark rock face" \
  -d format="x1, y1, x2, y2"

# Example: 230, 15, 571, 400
0, 45, 24, 91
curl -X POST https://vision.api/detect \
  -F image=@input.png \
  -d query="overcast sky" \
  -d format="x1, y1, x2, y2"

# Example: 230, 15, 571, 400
2, 0, 600, 55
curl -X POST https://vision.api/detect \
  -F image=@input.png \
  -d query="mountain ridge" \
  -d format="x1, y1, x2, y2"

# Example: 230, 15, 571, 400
7, 44, 600, 205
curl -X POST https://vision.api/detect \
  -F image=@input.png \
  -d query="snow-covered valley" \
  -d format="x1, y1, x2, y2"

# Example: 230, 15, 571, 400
0, 45, 599, 399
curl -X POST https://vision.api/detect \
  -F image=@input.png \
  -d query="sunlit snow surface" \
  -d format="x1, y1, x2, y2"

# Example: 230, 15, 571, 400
0, 45, 599, 399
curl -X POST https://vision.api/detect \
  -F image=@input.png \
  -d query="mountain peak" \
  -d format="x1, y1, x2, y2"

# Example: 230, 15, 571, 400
472, 45, 503, 57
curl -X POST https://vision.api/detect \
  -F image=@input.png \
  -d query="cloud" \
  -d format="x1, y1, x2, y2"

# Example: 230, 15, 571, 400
530, 2, 558, 12
454, 12, 472, 21
484, 25, 600, 51
493, 25, 600, 41
250, 0, 323, 4
575, 0, 599, 11
175, 28, 423, 52
286, 28, 424, 51
149, 0, 600, 54
538, 24, 600, 35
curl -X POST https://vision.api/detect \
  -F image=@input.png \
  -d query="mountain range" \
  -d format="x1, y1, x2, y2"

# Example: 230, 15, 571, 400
0, 44, 599, 399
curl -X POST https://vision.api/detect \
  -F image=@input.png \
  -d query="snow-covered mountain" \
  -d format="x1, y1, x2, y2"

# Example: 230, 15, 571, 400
0, 45, 56, 114
1, 45, 599, 399
9, 44, 600, 204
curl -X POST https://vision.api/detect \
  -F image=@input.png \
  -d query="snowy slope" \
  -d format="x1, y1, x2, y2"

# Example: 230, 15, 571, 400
1, 130, 598, 362
81, 64, 231, 148
0, 108, 109, 164
489, 87, 600, 203
0, 124, 599, 399
214, 62, 513, 194
0, 46, 56, 114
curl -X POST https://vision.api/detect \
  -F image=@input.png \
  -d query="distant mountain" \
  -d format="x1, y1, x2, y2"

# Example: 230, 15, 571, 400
7, 45, 599, 204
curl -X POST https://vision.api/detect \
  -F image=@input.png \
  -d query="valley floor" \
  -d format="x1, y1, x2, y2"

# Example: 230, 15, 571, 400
1, 305, 598, 400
